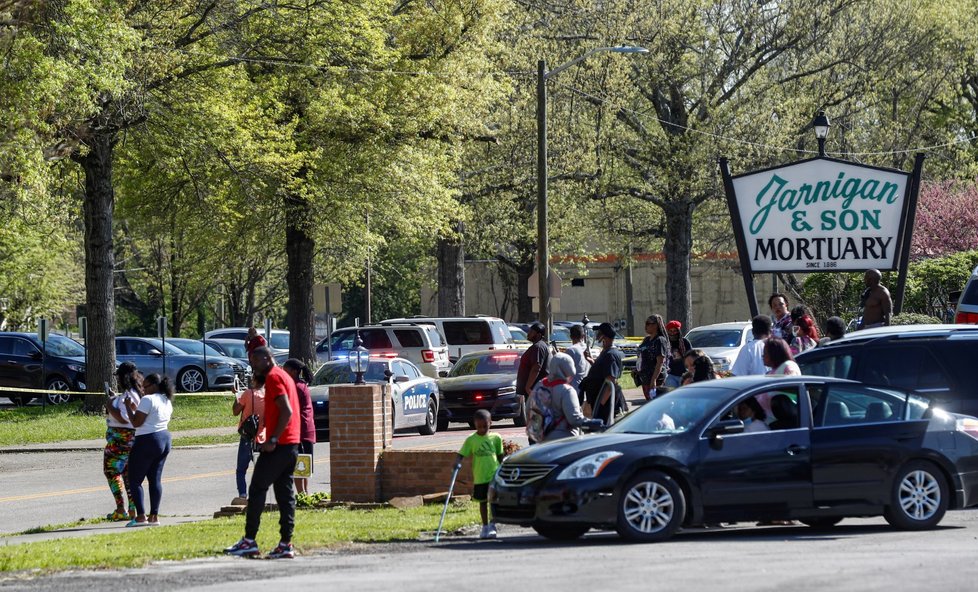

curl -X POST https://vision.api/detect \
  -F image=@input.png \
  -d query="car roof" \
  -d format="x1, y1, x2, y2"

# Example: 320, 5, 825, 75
818, 323, 978, 347
704, 375, 857, 389
206, 327, 290, 334
687, 322, 751, 330
380, 316, 505, 323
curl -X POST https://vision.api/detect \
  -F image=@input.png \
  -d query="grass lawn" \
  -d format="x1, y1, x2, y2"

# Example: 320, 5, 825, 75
0, 504, 479, 573
0, 395, 235, 447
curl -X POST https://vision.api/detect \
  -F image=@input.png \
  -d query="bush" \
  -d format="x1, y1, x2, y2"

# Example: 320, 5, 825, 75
891, 313, 942, 325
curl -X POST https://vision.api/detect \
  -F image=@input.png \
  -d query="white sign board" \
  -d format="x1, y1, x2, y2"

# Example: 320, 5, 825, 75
730, 158, 910, 272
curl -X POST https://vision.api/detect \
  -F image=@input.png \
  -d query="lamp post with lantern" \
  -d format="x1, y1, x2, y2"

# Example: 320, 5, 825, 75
348, 330, 370, 385
813, 111, 831, 156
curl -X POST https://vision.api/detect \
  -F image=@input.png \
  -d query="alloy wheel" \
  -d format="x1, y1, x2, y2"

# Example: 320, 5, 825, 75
898, 470, 941, 521
622, 480, 675, 535
180, 369, 205, 392
45, 379, 72, 405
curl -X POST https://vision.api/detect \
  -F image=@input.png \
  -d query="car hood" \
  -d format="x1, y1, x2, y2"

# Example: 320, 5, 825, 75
309, 385, 330, 402
506, 432, 669, 464
438, 374, 516, 391
696, 346, 741, 361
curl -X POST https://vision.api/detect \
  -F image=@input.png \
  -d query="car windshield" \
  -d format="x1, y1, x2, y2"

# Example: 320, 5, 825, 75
450, 353, 520, 377
170, 340, 224, 357
509, 327, 528, 341
269, 333, 290, 350
213, 341, 246, 358
551, 327, 571, 342
312, 361, 389, 386
687, 329, 743, 348
42, 335, 86, 357
145, 339, 190, 356
607, 385, 733, 434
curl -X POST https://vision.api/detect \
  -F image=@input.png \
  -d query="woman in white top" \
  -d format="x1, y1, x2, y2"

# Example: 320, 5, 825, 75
103, 362, 142, 521
123, 373, 174, 527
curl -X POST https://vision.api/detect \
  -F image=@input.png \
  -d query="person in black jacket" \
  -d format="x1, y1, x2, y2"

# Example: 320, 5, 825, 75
636, 315, 669, 400
664, 320, 691, 389
582, 323, 626, 423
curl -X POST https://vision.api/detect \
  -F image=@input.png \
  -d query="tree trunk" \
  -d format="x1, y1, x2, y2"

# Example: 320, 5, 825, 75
663, 200, 694, 331
77, 131, 116, 412
285, 196, 315, 365
516, 264, 534, 323
436, 222, 465, 316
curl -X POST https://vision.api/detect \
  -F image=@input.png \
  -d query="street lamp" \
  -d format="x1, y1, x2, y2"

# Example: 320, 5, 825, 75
537, 46, 648, 335
348, 329, 370, 385
813, 111, 831, 157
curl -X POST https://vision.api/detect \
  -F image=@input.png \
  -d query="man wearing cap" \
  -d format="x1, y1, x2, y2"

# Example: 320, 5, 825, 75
582, 323, 626, 424
664, 321, 691, 389
515, 321, 550, 428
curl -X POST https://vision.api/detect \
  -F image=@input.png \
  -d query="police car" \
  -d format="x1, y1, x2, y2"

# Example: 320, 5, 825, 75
309, 357, 440, 440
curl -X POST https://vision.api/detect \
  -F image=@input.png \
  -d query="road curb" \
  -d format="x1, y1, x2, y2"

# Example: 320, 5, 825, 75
0, 446, 103, 454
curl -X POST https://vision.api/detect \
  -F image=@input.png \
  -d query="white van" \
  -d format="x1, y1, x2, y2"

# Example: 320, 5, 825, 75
379, 316, 516, 362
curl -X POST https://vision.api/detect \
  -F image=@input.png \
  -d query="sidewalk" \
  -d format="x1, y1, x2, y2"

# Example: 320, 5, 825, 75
0, 426, 237, 454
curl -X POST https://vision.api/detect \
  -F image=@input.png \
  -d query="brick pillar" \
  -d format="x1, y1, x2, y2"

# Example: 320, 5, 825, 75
329, 384, 393, 502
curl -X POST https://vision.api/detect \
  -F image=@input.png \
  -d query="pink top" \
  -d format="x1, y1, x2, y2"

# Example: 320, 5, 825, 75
238, 387, 266, 444
768, 360, 802, 376
295, 381, 317, 444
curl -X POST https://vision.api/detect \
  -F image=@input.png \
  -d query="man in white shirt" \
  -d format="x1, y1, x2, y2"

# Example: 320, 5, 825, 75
564, 324, 593, 399
731, 315, 772, 376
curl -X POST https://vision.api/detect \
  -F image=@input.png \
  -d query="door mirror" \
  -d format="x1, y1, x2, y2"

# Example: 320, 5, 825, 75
707, 419, 745, 449
394, 375, 410, 384
29, 351, 43, 361
148, 349, 164, 357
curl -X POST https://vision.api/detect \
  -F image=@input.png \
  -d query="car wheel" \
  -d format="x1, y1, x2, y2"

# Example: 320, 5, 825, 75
616, 470, 685, 543
532, 524, 590, 541
884, 460, 948, 530
418, 396, 437, 436
436, 417, 450, 432
799, 517, 842, 529
513, 395, 527, 427
178, 367, 206, 393
44, 377, 73, 405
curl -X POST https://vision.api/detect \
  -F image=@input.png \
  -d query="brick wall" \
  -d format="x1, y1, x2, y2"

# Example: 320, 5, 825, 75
381, 450, 474, 499
329, 384, 393, 502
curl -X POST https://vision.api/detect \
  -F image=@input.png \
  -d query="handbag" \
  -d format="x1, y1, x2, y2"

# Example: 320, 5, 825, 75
238, 389, 260, 441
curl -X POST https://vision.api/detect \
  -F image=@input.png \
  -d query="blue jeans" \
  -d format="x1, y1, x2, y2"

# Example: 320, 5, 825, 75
665, 374, 682, 388
236, 436, 254, 497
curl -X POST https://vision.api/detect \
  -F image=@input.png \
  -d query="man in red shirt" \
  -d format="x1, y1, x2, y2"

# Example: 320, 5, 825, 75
224, 346, 300, 559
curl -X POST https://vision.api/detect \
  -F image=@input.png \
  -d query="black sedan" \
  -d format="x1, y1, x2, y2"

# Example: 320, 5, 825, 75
437, 350, 522, 430
490, 376, 978, 542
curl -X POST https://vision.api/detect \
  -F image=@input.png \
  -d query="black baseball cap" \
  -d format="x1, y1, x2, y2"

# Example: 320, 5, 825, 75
529, 321, 546, 335
595, 322, 616, 339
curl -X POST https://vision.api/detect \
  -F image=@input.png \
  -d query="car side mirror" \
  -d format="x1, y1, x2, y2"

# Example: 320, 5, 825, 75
149, 349, 163, 356
707, 419, 745, 449
29, 351, 43, 361
394, 375, 410, 384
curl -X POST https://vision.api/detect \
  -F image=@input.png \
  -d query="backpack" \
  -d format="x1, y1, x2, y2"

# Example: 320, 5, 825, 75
526, 381, 564, 443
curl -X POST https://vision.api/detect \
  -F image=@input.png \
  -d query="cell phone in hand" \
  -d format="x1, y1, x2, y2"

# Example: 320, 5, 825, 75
104, 381, 115, 397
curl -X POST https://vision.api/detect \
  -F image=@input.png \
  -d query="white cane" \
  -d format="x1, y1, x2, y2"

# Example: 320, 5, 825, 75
435, 462, 462, 543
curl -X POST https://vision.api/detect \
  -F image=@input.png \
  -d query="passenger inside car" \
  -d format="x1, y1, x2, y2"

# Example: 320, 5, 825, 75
769, 394, 800, 430
736, 397, 769, 432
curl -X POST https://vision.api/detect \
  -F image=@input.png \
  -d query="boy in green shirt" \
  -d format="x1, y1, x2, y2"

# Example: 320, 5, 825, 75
456, 409, 505, 539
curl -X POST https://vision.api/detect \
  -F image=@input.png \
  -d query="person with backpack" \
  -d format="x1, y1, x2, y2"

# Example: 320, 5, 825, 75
527, 353, 603, 443
231, 374, 265, 505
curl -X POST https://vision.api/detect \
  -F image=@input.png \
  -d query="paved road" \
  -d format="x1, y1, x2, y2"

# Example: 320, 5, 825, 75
2, 512, 977, 591
0, 423, 529, 537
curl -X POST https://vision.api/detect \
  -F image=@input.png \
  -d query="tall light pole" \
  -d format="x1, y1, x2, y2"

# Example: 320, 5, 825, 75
537, 46, 648, 334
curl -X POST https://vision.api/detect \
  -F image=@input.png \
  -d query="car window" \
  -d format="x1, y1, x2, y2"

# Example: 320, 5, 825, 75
0, 337, 12, 355
490, 320, 515, 344
859, 347, 950, 392
961, 276, 978, 305
798, 353, 855, 380
551, 327, 571, 342
212, 331, 248, 340
126, 340, 154, 356
215, 341, 246, 358
422, 326, 445, 347
712, 392, 780, 433
753, 386, 802, 430
687, 329, 743, 348
312, 361, 388, 385
449, 353, 520, 377
361, 329, 393, 349
609, 386, 730, 434
509, 327, 528, 341
393, 329, 424, 348
815, 385, 909, 427
43, 335, 85, 357
402, 361, 421, 379
329, 331, 357, 351
442, 321, 494, 345
269, 333, 290, 350
10, 337, 38, 357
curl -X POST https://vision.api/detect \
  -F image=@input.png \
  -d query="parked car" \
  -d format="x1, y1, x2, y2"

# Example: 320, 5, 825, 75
507, 325, 532, 353
379, 316, 515, 362
203, 327, 290, 354
796, 324, 978, 417
584, 322, 639, 360
956, 264, 978, 324
0, 333, 86, 405
490, 375, 978, 542
115, 337, 246, 392
315, 324, 451, 378
309, 357, 440, 440
437, 350, 522, 430
685, 321, 753, 373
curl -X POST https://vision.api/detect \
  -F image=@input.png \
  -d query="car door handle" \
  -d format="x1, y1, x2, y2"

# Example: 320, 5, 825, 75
785, 444, 808, 456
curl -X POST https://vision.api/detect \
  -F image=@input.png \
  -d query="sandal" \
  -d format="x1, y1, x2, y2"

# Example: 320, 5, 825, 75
106, 509, 129, 521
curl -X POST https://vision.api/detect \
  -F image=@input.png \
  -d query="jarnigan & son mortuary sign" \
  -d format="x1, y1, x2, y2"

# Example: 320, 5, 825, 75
719, 154, 923, 317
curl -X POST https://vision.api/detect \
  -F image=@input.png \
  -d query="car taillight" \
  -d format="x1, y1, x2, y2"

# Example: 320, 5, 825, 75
422, 349, 436, 363
956, 418, 978, 440
955, 311, 978, 324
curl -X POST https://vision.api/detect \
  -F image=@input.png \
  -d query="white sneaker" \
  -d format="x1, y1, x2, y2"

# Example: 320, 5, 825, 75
478, 524, 489, 539
486, 523, 497, 539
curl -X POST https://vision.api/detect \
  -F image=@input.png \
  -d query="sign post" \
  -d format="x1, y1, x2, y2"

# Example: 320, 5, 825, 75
721, 154, 922, 322
38, 318, 48, 409
79, 316, 88, 390
157, 316, 168, 376
314, 283, 342, 360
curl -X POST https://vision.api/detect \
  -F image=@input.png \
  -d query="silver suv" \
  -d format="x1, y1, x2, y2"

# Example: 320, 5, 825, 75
380, 316, 516, 362
955, 264, 978, 324
316, 324, 451, 378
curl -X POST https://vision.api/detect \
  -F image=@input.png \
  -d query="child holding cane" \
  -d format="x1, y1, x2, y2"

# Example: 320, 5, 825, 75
456, 409, 504, 539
